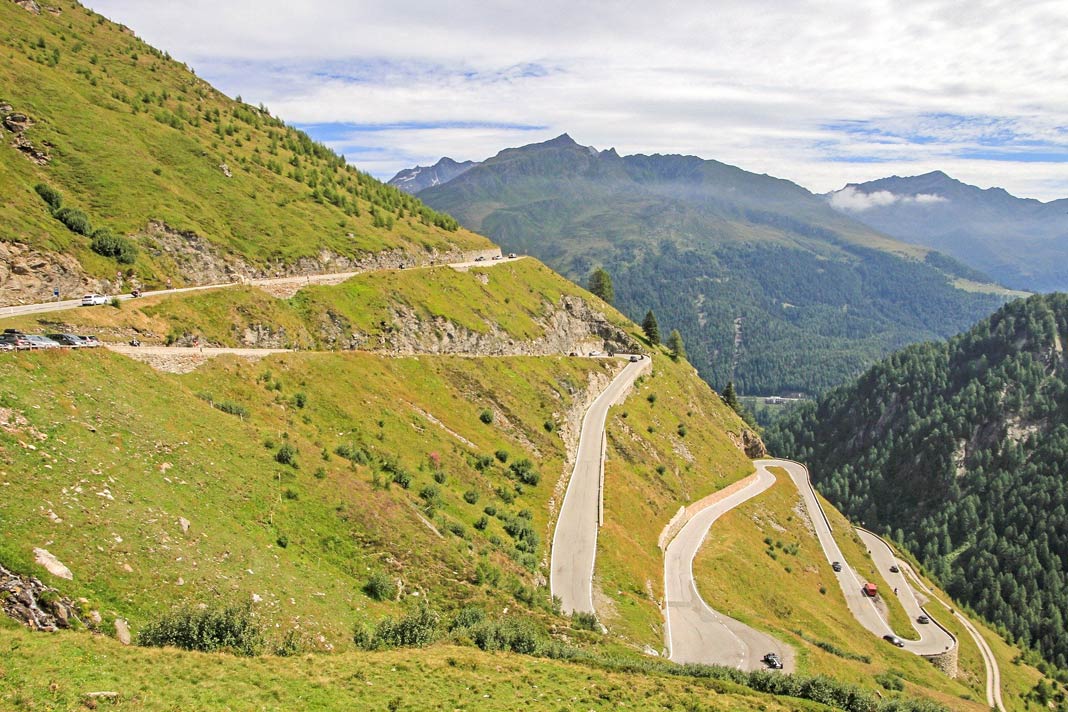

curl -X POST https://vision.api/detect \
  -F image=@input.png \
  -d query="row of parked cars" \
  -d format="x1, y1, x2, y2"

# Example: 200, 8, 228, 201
0, 329, 101, 351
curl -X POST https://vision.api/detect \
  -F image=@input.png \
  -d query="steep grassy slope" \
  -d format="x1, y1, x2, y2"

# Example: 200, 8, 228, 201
405, 135, 1009, 395
2, 259, 636, 353
0, 0, 486, 302
768, 293, 1068, 669
3, 623, 842, 712
0, 348, 612, 644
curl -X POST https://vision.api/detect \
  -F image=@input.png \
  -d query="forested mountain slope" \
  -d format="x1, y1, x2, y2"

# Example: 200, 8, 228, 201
828, 172, 1068, 292
399, 135, 1008, 395
0, 0, 485, 305
768, 292, 1068, 667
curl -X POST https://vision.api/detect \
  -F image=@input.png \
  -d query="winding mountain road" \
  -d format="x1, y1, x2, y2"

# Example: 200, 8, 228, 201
663, 463, 794, 670
0, 252, 520, 319
662, 458, 965, 676
550, 357, 649, 615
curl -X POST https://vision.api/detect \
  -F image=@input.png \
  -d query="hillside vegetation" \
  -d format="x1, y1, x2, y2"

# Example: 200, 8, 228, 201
769, 293, 1068, 670
403, 134, 1007, 395
0, 0, 486, 303
3, 259, 637, 354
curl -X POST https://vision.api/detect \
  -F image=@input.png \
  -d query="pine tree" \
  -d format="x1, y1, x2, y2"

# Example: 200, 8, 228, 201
667, 329, 686, 361
722, 381, 740, 411
587, 267, 614, 304
642, 310, 660, 345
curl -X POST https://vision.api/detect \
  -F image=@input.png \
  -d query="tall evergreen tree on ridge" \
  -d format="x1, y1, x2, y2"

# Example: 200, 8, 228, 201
642, 310, 660, 345
587, 267, 614, 304
667, 329, 686, 361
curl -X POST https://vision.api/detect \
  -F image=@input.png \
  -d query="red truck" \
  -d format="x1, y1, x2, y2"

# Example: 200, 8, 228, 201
863, 582, 878, 597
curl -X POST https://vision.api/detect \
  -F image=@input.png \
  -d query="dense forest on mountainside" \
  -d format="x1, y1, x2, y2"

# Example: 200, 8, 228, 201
0, 0, 482, 301
768, 293, 1068, 667
405, 135, 1008, 395
830, 172, 1068, 292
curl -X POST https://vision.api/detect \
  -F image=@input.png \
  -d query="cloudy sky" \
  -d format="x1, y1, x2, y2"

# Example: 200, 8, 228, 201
85, 1, 1068, 200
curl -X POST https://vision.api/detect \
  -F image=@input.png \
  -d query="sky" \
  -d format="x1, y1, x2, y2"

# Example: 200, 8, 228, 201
83, 1, 1068, 201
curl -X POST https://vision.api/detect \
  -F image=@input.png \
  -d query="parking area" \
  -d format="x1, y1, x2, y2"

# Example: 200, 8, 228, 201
0, 329, 102, 351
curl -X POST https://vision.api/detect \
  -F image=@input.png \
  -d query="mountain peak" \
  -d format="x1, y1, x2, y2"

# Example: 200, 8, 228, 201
544, 133, 578, 147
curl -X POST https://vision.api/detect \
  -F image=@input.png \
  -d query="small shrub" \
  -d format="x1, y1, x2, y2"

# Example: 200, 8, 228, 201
313, 467, 327, 480
90, 228, 138, 264
335, 443, 368, 465
473, 560, 500, 586
543, 420, 555, 433
433, 471, 447, 484
473, 516, 488, 531
463, 490, 479, 505
363, 571, 397, 602
214, 400, 249, 418
282, 488, 298, 501
276, 535, 288, 548
52, 206, 92, 235
448, 605, 486, 632
572, 611, 599, 631
34, 183, 62, 210
355, 600, 440, 650
509, 459, 540, 486
483, 505, 497, 517
479, 409, 493, 424
391, 470, 411, 489
875, 672, 905, 691
677, 424, 687, 437
494, 450, 509, 463
647, 393, 657, 404
656, 465, 667, 475
138, 602, 264, 656
419, 484, 441, 508
275, 444, 298, 468
447, 521, 466, 538
469, 616, 544, 654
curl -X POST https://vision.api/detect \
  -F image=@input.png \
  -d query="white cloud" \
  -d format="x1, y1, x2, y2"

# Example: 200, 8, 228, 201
829, 187, 949, 212
82, 0, 1068, 200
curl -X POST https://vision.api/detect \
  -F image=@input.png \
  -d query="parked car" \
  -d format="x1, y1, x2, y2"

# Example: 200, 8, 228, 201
81, 293, 109, 306
889, 565, 900, 573
883, 634, 905, 648
917, 615, 930, 624
3, 328, 24, 334
588, 350, 602, 357
24, 335, 62, 349
79, 335, 102, 347
762, 652, 783, 669
0, 333, 32, 350
0, 342, 12, 352
508, 252, 517, 258
831, 561, 843, 572
46, 333, 85, 347
474, 255, 486, 261
492, 254, 502, 260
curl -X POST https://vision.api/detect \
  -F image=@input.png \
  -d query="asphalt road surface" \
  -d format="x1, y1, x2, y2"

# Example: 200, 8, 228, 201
663, 461, 794, 671
855, 529, 956, 655
550, 357, 649, 615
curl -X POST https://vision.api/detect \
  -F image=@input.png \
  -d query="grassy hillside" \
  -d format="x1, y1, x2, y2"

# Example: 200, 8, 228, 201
1, 259, 635, 351
0, 0, 486, 296
408, 135, 1009, 394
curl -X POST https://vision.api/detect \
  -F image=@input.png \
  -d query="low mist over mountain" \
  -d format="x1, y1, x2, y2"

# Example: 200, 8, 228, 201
394, 135, 1008, 395
768, 293, 1068, 667
828, 172, 1068, 292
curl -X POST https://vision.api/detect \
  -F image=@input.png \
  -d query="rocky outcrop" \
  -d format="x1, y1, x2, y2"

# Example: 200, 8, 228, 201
0, 240, 104, 305
354, 295, 638, 357
727, 428, 767, 459
1, 562, 97, 632
11, 0, 41, 14
923, 644, 958, 678
3, 106, 51, 164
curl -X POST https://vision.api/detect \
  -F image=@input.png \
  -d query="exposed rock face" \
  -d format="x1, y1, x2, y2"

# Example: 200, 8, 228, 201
0, 240, 103, 305
12, 0, 41, 14
33, 547, 72, 579
923, 644, 958, 678
4, 107, 51, 164
353, 295, 638, 357
727, 428, 767, 459
1, 563, 95, 631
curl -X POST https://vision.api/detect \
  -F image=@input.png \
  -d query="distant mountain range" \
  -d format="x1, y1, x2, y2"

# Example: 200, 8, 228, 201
390, 135, 1009, 395
827, 172, 1068, 292
389, 157, 477, 194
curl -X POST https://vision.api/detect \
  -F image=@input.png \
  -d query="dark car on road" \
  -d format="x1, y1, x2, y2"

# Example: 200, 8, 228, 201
46, 333, 85, 347
889, 565, 900, 573
831, 561, 842, 572
883, 634, 905, 647
762, 652, 783, 669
